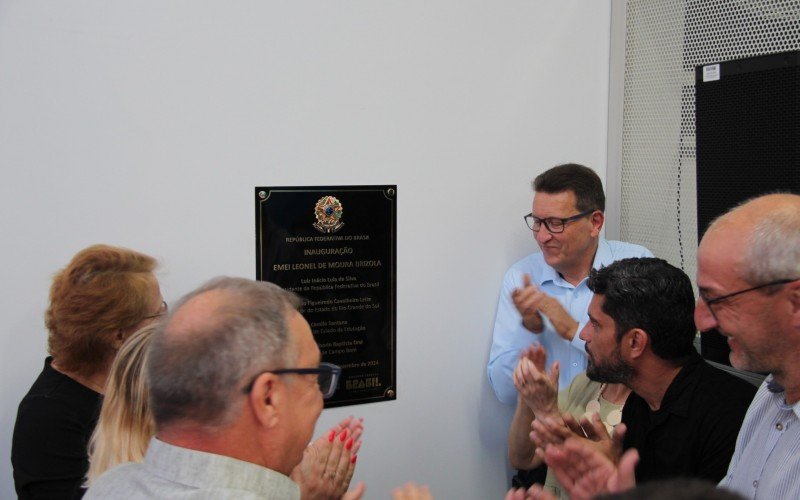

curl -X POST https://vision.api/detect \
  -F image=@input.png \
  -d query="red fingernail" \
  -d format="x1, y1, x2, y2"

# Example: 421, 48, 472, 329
346, 437, 354, 450
328, 430, 335, 442
351, 455, 357, 464
340, 429, 348, 441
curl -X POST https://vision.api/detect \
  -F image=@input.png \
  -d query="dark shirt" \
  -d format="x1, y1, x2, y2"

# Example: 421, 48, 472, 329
622, 355, 756, 484
12, 357, 102, 500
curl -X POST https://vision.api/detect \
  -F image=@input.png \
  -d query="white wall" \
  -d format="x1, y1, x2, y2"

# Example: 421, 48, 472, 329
0, 1, 611, 497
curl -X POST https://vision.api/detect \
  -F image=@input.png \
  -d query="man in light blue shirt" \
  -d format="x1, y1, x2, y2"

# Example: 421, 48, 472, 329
488, 164, 651, 405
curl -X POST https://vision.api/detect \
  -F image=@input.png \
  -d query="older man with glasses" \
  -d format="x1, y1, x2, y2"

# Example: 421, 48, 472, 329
695, 193, 800, 499
86, 277, 363, 500
488, 164, 652, 407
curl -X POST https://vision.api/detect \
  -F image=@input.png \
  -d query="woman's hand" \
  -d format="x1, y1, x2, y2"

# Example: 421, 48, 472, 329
291, 416, 364, 499
512, 345, 560, 419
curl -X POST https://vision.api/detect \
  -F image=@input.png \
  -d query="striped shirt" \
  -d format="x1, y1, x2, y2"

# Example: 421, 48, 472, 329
719, 377, 800, 499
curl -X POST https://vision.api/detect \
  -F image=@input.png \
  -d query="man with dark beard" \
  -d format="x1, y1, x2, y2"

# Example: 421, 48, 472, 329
576, 257, 756, 483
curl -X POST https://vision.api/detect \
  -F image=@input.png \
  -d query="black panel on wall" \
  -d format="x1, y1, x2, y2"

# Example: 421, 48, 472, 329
695, 51, 800, 366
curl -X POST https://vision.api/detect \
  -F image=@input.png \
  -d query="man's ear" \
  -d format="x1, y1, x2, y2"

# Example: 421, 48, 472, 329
590, 210, 605, 237
624, 328, 649, 359
248, 373, 280, 429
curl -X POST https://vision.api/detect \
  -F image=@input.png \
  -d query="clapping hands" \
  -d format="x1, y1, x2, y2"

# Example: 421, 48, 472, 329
513, 345, 560, 419
512, 274, 578, 341
291, 416, 366, 500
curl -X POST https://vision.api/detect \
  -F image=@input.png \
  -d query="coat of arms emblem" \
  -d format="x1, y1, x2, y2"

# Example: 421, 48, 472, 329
313, 196, 344, 234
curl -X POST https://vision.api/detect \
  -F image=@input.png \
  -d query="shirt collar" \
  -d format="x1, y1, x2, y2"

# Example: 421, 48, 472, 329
591, 237, 614, 270
765, 375, 800, 419
536, 262, 560, 286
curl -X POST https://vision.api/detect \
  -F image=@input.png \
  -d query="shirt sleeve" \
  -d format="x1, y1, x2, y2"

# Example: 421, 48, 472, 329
571, 318, 588, 351
12, 395, 92, 500
487, 266, 539, 406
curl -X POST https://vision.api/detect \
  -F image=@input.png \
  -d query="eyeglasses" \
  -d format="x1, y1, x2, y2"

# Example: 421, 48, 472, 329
524, 210, 594, 233
143, 300, 168, 320
699, 278, 798, 318
241, 362, 342, 399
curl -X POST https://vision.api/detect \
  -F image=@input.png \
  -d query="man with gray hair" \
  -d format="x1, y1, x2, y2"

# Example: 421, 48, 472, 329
86, 277, 363, 499
695, 193, 800, 499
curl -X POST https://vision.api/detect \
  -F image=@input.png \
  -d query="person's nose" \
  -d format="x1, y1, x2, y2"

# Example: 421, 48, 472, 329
694, 299, 718, 333
535, 227, 553, 244
578, 322, 591, 342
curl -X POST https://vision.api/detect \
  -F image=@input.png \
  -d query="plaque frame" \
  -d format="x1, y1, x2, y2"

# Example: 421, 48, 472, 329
255, 185, 397, 408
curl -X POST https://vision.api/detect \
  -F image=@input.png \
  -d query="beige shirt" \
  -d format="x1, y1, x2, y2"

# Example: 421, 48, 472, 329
85, 437, 300, 499
544, 373, 624, 499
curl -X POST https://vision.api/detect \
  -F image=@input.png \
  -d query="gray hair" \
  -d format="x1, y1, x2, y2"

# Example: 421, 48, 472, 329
708, 193, 800, 287
147, 277, 302, 429
742, 203, 800, 285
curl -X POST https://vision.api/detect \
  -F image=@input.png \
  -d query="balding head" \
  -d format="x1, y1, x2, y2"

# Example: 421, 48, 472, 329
147, 277, 302, 430
696, 194, 800, 379
703, 193, 800, 285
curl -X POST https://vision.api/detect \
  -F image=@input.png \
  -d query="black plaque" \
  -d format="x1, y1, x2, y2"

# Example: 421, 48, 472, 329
255, 185, 396, 407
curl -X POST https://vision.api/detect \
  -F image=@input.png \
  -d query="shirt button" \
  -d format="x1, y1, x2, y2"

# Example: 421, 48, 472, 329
776, 423, 784, 431
753, 480, 759, 488
572, 363, 578, 367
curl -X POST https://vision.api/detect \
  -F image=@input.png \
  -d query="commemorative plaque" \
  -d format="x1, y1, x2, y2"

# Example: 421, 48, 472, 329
255, 185, 396, 407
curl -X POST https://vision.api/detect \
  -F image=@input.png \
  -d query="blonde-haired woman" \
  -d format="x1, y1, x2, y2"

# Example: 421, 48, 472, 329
85, 323, 157, 486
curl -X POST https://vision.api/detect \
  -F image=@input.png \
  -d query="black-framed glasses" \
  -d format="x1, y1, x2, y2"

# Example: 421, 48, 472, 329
143, 300, 168, 320
699, 278, 798, 311
241, 362, 342, 399
524, 210, 594, 233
